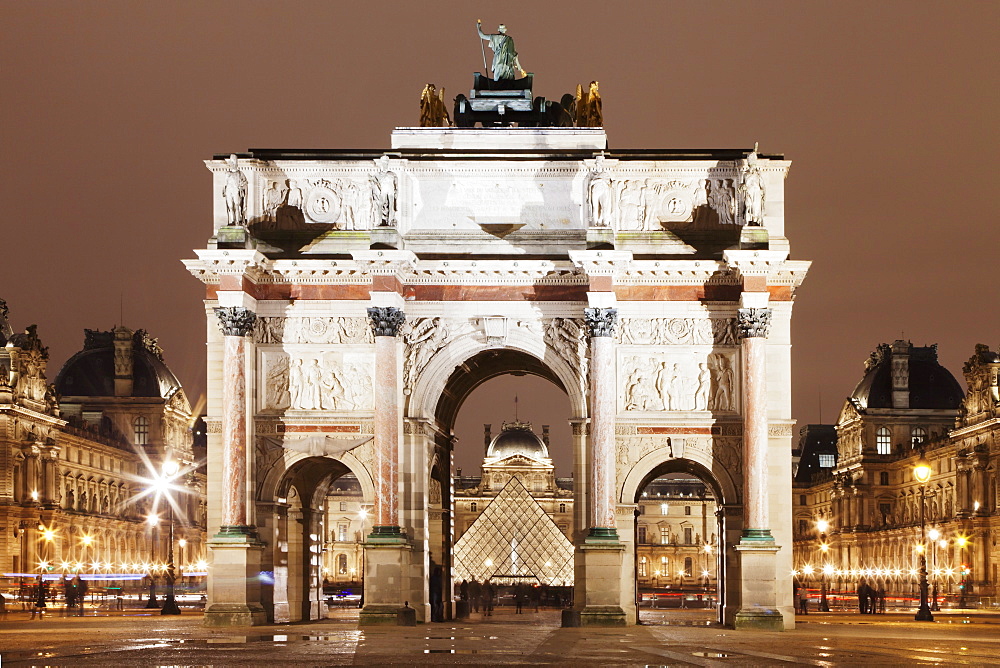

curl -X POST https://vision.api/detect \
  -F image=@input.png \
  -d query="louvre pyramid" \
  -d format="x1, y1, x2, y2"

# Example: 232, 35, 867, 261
453, 476, 575, 586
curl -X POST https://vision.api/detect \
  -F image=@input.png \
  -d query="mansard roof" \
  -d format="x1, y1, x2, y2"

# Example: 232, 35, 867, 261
850, 342, 963, 411
56, 328, 183, 400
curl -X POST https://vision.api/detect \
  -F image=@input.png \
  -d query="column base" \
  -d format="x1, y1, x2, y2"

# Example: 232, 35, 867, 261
368, 526, 404, 541
215, 525, 258, 539
564, 539, 628, 627
360, 540, 413, 625
741, 528, 774, 541
562, 606, 627, 627
359, 604, 417, 626
733, 539, 785, 631
203, 603, 268, 627
205, 531, 266, 627
586, 527, 619, 541
733, 608, 784, 631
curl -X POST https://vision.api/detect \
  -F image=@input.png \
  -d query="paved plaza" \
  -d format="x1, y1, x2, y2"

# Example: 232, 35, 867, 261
1, 606, 998, 666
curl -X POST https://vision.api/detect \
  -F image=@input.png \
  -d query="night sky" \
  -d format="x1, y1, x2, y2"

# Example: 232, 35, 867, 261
4, 2, 997, 475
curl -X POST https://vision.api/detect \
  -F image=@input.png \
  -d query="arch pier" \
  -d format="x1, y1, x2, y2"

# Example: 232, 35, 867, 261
186, 127, 810, 629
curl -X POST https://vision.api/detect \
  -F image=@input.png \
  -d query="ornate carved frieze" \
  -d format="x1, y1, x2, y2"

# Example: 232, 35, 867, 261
402, 317, 476, 389
616, 317, 737, 346
620, 352, 736, 412
258, 175, 376, 230
260, 351, 373, 412
584, 307, 618, 338
544, 318, 587, 378
367, 307, 405, 337
214, 307, 257, 337
768, 423, 794, 438
737, 308, 771, 339
254, 317, 374, 345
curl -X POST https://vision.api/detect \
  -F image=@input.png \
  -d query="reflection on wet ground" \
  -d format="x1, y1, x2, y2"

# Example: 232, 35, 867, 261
3, 608, 1000, 666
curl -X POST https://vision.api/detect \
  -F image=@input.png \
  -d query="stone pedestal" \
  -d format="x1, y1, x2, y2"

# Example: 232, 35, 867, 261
359, 539, 412, 625
205, 306, 265, 626
564, 540, 627, 627
733, 542, 784, 631
204, 534, 267, 627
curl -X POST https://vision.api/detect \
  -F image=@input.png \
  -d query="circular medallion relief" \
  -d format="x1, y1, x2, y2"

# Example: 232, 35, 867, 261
304, 186, 341, 224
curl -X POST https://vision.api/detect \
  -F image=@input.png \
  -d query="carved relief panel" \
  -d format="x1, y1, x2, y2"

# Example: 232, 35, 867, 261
258, 348, 374, 412
618, 350, 737, 413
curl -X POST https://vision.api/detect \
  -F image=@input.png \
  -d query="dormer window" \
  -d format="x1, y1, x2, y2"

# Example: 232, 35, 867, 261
875, 427, 891, 455
133, 416, 149, 446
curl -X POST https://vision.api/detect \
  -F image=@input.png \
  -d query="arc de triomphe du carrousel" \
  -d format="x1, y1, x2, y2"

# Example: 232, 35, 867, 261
184, 30, 809, 631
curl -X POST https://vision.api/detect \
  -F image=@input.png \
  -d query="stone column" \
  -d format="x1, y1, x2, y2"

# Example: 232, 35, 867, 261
21, 443, 40, 506
367, 306, 405, 535
733, 306, 783, 631
584, 307, 618, 538
360, 305, 412, 626
204, 305, 266, 627
739, 307, 772, 540
214, 306, 256, 533
41, 444, 60, 508
562, 307, 626, 628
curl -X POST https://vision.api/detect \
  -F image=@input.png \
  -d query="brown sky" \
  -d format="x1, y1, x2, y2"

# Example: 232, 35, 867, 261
3, 2, 997, 475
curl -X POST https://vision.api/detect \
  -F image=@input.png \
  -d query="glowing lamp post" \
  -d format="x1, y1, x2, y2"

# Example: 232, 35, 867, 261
816, 519, 831, 612
159, 459, 182, 615
145, 513, 161, 609
913, 456, 933, 622
956, 536, 969, 608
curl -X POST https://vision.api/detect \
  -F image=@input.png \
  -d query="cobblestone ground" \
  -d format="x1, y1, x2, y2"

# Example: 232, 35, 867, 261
1, 605, 998, 666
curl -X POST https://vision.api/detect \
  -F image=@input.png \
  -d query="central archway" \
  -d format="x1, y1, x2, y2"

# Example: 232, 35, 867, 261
410, 339, 587, 621
258, 453, 373, 623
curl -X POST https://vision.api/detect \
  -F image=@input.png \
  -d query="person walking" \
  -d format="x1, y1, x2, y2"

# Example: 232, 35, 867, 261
797, 584, 809, 615
483, 580, 495, 617
30, 576, 47, 620
469, 579, 482, 614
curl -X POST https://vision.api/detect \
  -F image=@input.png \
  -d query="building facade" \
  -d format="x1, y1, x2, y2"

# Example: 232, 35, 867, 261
0, 300, 206, 584
636, 477, 718, 592
793, 341, 1000, 605
188, 123, 809, 629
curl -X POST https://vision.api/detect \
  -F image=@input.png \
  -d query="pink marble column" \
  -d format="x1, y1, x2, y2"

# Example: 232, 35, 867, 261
214, 306, 256, 533
368, 306, 405, 536
584, 307, 618, 539
738, 307, 772, 540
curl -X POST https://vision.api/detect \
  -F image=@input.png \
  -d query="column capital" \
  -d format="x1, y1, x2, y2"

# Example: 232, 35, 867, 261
737, 308, 771, 339
214, 307, 257, 337
584, 307, 618, 338
367, 306, 405, 337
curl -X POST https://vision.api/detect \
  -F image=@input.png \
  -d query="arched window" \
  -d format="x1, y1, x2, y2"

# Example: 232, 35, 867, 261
683, 557, 693, 575
133, 416, 150, 446
875, 427, 891, 455
911, 427, 927, 448
559, 503, 566, 513
470, 502, 477, 512
337, 553, 348, 575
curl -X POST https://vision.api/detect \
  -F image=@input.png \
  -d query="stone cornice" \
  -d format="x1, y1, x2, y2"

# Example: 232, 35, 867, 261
185, 254, 809, 290
568, 250, 633, 278
722, 249, 789, 279
0, 404, 66, 428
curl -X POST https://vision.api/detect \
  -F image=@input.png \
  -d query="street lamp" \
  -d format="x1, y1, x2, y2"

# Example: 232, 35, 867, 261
145, 513, 161, 609
956, 536, 969, 608
927, 529, 941, 611
816, 519, 831, 612
159, 459, 182, 615
913, 456, 933, 622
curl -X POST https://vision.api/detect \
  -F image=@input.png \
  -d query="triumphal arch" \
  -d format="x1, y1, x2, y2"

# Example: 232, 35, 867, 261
186, 99, 809, 629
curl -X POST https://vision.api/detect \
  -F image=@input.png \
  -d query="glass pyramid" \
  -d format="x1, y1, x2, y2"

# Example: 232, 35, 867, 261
453, 475, 575, 586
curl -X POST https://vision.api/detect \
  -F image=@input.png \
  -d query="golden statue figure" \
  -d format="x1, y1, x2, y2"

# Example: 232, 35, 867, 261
420, 83, 452, 127
574, 81, 603, 128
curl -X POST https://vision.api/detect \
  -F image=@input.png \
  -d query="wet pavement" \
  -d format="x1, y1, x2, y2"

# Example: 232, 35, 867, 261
1, 606, 999, 666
